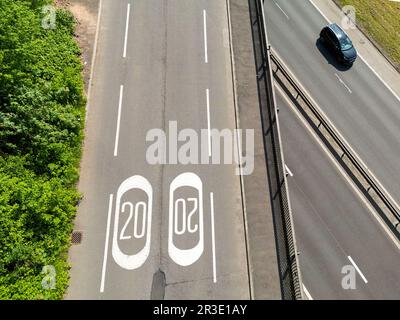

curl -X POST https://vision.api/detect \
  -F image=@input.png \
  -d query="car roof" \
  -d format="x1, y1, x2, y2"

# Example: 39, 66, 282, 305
327, 23, 347, 40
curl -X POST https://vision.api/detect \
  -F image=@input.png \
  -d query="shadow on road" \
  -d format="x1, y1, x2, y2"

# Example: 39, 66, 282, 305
315, 38, 352, 72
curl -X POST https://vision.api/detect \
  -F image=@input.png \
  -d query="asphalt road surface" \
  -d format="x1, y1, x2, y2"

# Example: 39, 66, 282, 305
264, 0, 400, 210
276, 89, 400, 299
67, 0, 250, 299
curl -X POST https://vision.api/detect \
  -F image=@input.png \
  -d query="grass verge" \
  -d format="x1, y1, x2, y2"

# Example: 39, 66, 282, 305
335, 0, 400, 70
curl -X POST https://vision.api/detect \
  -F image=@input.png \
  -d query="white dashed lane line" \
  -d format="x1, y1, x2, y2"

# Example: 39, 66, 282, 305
113, 85, 124, 157
335, 73, 352, 94
123, 3, 131, 58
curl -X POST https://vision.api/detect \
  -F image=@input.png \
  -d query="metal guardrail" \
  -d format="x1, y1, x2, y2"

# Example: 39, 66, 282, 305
271, 52, 400, 236
249, 0, 303, 300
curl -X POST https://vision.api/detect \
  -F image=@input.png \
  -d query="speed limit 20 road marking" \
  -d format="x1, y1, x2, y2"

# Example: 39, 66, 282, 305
100, 172, 217, 293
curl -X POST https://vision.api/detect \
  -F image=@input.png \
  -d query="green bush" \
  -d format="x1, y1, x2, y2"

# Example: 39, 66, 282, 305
0, 0, 85, 299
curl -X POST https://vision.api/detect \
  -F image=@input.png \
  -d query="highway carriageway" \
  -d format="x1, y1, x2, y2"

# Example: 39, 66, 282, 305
264, 0, 400, 299
67, 0, 283, 299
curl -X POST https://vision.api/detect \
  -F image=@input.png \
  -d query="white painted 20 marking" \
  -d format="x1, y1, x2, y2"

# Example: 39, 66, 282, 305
169, 172, 205, 267
112, 175, 153, 270
101, 172, 217, 292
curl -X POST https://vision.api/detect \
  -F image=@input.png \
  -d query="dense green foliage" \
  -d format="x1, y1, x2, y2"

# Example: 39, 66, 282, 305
0, 0, 85, 299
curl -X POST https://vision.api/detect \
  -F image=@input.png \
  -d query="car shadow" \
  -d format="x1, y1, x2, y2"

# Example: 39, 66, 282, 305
316, 38, 352, 72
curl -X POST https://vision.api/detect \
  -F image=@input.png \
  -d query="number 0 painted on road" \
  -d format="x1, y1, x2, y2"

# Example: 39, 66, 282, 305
112, 175, 153, 270
168, 172, 204, 266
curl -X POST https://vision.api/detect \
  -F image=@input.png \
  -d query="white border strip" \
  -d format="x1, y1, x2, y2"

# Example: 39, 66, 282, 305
100, 194, 114, 293
210, 192, 217, 283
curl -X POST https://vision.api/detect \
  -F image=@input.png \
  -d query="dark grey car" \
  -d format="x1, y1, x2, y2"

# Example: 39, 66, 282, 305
320, 23, 357, 65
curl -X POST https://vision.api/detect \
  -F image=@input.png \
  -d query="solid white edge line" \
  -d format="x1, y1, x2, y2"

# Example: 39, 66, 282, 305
203, 9, 208, 64
275, 83, 400, 251
357, 54, 400, 103
123, 3, 131, 58
308, 0, 331, 22
308, 0, 400, 104
100, 194, 114, 293
210, 192, 217, 283
114, 85, 124, 157
206, 88, 211, 157
348, 256, 368, 284
302, 284, 313, 300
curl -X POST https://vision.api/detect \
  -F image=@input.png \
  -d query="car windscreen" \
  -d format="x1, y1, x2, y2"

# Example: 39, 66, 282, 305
340, 37, 353, 51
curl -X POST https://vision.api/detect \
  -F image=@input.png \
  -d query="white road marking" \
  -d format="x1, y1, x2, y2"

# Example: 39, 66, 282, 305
123, 3, 131, 58
303, 284, 313, 300
112, 176, 153, 270
210, 192, 217, 283
114, 85, 124, 157
273, 0, 290, 19
334, 73, 352, 93
309, 0, 400, 104
203, 9, 208, 63
308, 0, 331, 22
348, 256, 368, 284
168, 173, 204, 266
100, 193, 114, 293
206, 88, 212, 157
285, 164, 294, 177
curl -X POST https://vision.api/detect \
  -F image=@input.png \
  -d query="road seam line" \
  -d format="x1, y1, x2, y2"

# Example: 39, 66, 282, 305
100, 193, 114, 293
348, 256, 368, 284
